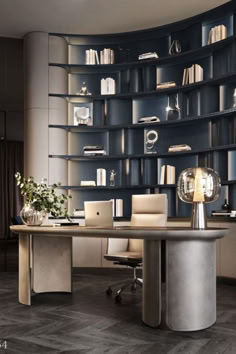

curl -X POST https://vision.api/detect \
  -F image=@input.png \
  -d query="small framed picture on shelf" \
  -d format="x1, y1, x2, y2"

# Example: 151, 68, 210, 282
73, 102, 93, 126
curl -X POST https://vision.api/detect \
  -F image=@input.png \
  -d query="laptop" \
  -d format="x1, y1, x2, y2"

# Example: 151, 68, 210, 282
84, 200, 113, 227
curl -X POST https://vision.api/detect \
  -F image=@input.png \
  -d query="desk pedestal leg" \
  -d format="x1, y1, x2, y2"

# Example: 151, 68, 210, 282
166, 240, 216, 331
143, 239, 161, 327
32, 235, 72, 294
19, 234, 31, 305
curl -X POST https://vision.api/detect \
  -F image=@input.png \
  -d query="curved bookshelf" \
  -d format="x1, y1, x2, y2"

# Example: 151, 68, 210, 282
48, 1, 236, 218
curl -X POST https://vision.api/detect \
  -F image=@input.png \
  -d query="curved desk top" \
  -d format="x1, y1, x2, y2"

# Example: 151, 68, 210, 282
10, 225, 228, 241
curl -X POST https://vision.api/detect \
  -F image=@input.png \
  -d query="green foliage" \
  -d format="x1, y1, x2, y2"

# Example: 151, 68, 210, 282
15, 172, 72, 218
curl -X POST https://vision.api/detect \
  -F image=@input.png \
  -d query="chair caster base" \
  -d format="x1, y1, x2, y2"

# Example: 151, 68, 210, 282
115, 294, 122, 303
106, 287, 112, 296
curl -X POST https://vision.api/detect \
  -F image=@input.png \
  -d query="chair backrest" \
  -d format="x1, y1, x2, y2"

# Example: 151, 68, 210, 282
129, 194, 168, 252
84, 200, 113, 227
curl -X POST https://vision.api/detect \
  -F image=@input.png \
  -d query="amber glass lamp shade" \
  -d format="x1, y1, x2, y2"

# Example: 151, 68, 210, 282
177, 167, 221, 229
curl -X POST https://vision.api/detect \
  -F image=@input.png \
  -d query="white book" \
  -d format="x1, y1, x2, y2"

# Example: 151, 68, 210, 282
111, 49, 115, 64
100, 50, 104, 64
95, 50, 100, 64
212, 26, 216, 43
116, 199, 123, 217
195, 64, 203, 82
110, 199, 115, 217
182, 68, 187, 85
101, 78, 106, 94
221, 24, 227, 40
104, 48, 109, 64
85, 50, 90, 64
208, 28, 213, 45
216, 25, 221, 42
159, 165, 166, 184
189, 65, 194, 84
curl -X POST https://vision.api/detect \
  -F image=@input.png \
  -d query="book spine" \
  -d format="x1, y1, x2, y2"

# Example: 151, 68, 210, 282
116, 199, 123, 217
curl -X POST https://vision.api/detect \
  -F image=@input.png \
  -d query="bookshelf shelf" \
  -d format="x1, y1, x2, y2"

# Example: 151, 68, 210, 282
48, 1, 236, 218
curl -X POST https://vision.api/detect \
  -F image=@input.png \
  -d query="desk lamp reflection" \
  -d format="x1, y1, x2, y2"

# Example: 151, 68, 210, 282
177, 167, 221, 229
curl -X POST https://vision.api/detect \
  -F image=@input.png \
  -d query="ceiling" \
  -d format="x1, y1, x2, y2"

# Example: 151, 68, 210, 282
0, 0, 230, 38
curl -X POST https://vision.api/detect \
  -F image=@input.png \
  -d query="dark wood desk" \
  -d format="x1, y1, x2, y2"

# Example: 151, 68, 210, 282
10, 225, 228, 331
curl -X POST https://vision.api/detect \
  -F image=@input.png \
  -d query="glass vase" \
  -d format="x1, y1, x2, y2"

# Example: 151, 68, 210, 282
20, 204, 46, 226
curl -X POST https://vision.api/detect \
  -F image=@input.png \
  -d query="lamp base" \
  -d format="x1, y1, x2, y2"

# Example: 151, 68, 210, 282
191, 202, 207, 229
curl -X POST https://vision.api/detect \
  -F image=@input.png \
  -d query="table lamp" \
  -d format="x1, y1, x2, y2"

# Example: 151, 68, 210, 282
177, 167, 221, 229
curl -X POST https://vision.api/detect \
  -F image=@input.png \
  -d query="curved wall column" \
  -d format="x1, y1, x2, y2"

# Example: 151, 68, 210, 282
24, 32, 49, 181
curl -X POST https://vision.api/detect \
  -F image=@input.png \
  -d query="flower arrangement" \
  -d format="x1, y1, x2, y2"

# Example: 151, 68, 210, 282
15, 172, 71, 218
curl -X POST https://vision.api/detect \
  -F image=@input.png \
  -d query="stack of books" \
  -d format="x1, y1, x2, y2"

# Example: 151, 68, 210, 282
159, 165, 176, 184
83, 145, 106, 156
100, 48, 115, 64
168, 144, 191, 152
208, 25, 227, 44
110, 199, 123, 217
85, 49, 100, 64
101, 78, 116, 94
80, 181, 96, 186
182, 64, 203, 85
156, 81, 176, 89
138, 52, 159, 60
96, 168, 106, 186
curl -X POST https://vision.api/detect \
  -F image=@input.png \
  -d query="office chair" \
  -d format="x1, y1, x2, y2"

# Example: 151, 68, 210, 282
104, 193, 168, 303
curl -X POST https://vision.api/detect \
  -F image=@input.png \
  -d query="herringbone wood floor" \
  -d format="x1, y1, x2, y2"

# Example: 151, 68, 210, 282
0, 269, 236, 353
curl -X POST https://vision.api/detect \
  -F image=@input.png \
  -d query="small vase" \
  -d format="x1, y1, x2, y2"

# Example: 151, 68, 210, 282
20, 204, 46, 226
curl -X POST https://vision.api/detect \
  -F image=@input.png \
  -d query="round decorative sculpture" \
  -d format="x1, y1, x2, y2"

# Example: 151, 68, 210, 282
177, 167, 221, 229
20, 204, 46, 226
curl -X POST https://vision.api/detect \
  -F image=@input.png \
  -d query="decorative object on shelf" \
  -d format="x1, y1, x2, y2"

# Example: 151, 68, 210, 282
77, 82, 92, 96
80, 181, 96, 186
156, 81, 176, 89
15, 172, 71, 226
169, 40, 181, 55
109, 170, 116, 186
208, 24, 227, 44
97, 168, 106, 186
83, 145, 106, 156
177, 167, 221, 229
138, 116, 160, 124
182, 64, 203, 85
144, 129, 159, 153
168, 144, 191, 152
101, 77, 115, 94
166, 94, 180, 121
138, 52, 159, 60
74, 104, 93, 126
233, 89, 236, 108
100, 48, 115, 64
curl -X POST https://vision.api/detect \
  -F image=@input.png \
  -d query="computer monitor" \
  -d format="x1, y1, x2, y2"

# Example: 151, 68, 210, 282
84, 200, 113, 227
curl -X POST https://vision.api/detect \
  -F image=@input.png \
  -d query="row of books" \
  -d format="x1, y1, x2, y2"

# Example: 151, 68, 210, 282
110, 199, 123, 217
159, 165, 176, 185
83, 145, 106, 156
182, 64, 203, 85
208, 24, 227, 45
101, 78, 116, 94
85, 48, 115, 65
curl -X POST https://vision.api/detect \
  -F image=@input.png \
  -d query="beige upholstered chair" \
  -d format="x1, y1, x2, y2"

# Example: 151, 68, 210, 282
104, 193, 168, 302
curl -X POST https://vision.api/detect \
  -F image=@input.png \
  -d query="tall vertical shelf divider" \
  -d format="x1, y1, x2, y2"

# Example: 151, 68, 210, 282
48, 1, 236, 219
